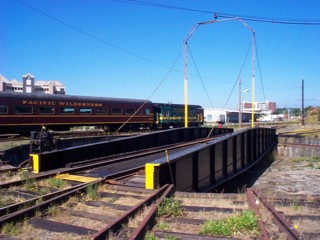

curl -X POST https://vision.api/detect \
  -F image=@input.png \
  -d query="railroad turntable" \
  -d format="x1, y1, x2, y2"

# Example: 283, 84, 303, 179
0, 126, 318, 239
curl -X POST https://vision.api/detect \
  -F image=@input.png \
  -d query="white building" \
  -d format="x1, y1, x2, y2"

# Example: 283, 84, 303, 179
204, 108, 256, 124
0, 74, 66, 94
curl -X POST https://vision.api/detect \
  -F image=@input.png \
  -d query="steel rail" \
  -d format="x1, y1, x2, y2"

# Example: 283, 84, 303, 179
0, 180, 101, 229
250, 188, 304, 240
0, 136, 219, 190
67, 135, 219, 168
129, 184, 175, 239
0, 181, 91, 217
246, 188, 270, 240
92, 184, 173, 240
0, 166, 145, 229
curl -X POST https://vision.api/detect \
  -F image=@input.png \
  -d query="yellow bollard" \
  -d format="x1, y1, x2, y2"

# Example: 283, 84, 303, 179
145, 163, 160, 189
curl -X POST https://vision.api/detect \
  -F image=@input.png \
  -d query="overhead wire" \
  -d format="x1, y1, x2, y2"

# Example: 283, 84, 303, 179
16, 0, 177, 71
187, 45, 214, 108
15, 0, 185, 132
112, 0, 320, 25
206, 40, 252, 138
115, 50, 182, 132
221, 40, 252, 110
15, 0, 314, 117
254, 39, 267, 102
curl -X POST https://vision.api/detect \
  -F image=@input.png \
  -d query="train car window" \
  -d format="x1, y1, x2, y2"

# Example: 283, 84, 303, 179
14, 105, 32, 114
125, 109, 135, 115
60, 107, 74, 114
79, 108, 92, 114
0, 105, 8, 114
96, 107, 107, 114
39, 106, 55, 114
145, 109, 150, 115
112, 108, 122, 114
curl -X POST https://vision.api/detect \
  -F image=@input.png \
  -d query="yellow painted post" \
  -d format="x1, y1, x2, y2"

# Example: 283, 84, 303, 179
145, 163, 160, 189
30, 154, 40, 174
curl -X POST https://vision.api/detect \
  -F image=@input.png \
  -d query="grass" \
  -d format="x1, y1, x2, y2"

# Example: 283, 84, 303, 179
291, 156, 320, 169
157, 221, 170, 231
157, 197, 185, 218
46, 178, 66, 189
199, 210, 260, 237
0, 195, 15, 208
47, 204, 60, 217
1, 222, 20, 236
144, 232, 159, 240
291, 156, 320, 163
23, 177, 36, 192
86, 183, 99, 200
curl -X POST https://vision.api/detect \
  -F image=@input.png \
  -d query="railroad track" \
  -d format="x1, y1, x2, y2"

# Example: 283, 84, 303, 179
1, 177, 174, 239
1, 177, 312, 239
0, 136, 217, 189
247, 188, 320, 239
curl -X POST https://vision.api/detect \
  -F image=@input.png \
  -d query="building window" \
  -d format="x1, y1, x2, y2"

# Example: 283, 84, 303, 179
39, 106, 55, 114
14, 105, 32, 114
26, 86, 32, 93
60, 107, 74, 114
145, 109, 150, 115
96, 108, 107, 114
79, 108, 92, 114
0, 105, 8, 114
112, 108, 122, 114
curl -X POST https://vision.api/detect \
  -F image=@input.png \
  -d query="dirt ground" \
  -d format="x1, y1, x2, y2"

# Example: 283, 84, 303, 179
253, 154, 320, 197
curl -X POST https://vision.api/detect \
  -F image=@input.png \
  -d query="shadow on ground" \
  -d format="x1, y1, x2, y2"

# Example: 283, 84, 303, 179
212, 151, 277, 193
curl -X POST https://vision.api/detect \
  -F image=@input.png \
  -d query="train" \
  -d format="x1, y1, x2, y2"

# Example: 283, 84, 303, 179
0, 92, 204, 134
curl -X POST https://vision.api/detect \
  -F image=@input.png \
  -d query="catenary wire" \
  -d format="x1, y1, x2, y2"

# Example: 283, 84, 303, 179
112, 0, 320, 25
187, 45, 214, 108
15, 0, 234, 86
254, 39, 267, 102
221, 40, 252, 110
115, 50, 182, 132
16, 0, 176, 72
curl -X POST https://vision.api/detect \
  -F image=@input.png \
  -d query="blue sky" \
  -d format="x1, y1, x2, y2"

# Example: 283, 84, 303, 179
1, 0, 319, 109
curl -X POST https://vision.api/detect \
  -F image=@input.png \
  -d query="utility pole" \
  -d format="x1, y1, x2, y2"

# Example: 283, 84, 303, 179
251, 32, 255, 128
238, 77, 242, 128
301, 79, 304, 125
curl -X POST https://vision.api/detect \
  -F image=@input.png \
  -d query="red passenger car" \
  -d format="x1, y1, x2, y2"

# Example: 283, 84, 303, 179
0, 92, 154, 133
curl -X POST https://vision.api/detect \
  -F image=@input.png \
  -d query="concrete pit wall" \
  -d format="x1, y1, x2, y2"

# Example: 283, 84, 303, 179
277, 135, 320, 157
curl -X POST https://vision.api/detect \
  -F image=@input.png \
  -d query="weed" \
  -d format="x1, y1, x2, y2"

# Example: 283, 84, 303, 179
86, 183, 99, 200
164, 236, 177, 240
158, 197, 185, 218
307, 163, 314, 168
23, 178, 36, 191
1, 222, 19, 235
47, 204, 60, 217
0, 195, 15, 208
144, 231, 159, 240
35, 209, 42, 217
109, 196, 119, 203
291, 199, 301, 211
199, 210, 259, 237
157, 221, 170, 231
47, 178, 66, 189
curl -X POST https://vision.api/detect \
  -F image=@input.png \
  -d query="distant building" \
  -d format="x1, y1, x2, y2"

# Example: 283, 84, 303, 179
242, 101, 276, 113
0, 74, 66, 94
204, 108, 259, 124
